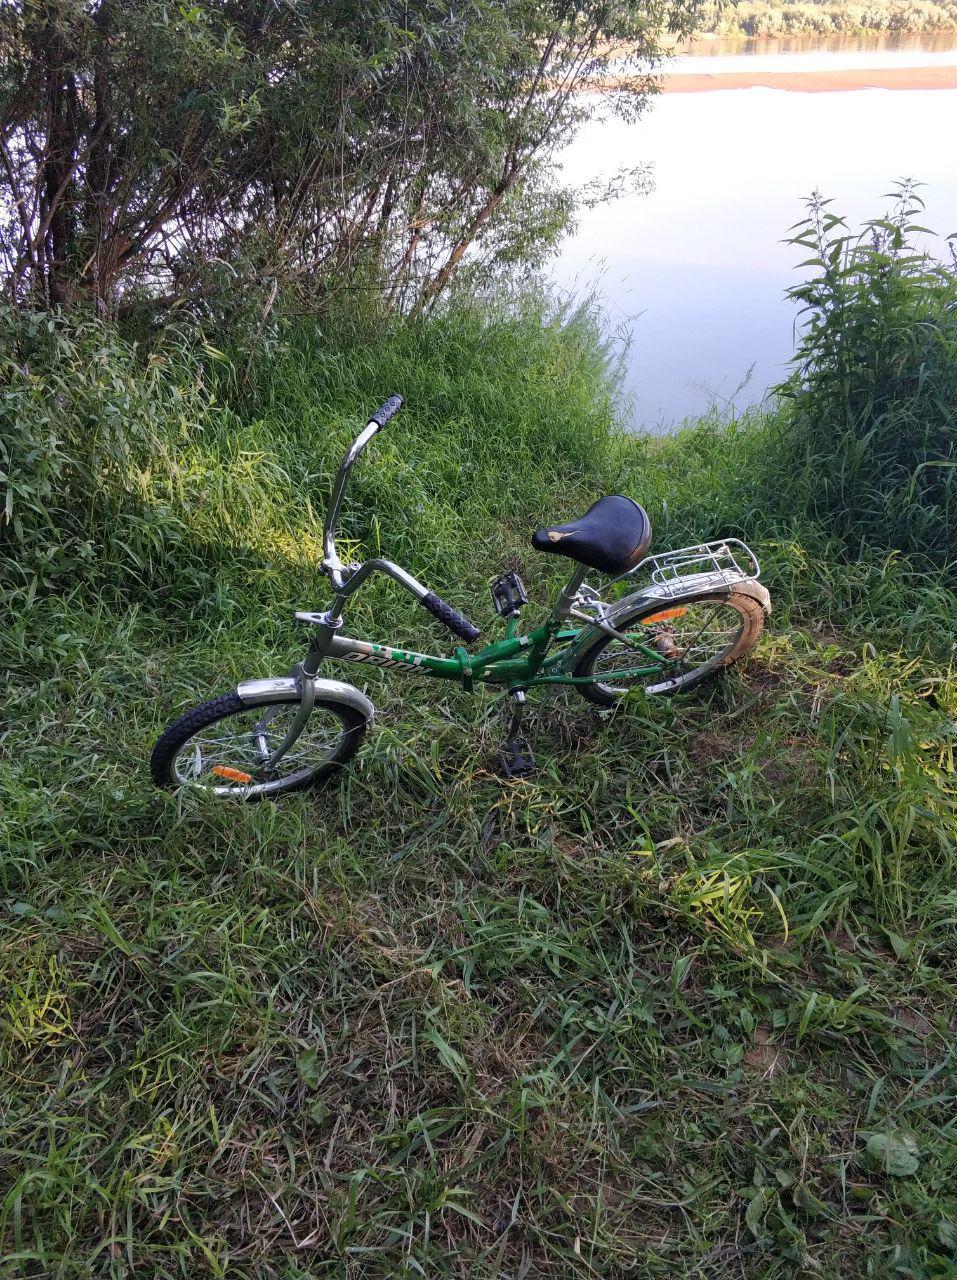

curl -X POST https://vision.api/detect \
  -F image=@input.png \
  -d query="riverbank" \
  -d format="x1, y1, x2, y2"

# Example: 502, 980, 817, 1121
680, 0, 957, 40
4, 285, 957, 1274
660, 62, 957, 90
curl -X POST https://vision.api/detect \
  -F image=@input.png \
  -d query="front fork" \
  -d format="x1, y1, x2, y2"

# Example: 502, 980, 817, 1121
252, 659, 317, 770
253, 564, 368, 771
250, 610, 345, 772
249, 554, 427, 771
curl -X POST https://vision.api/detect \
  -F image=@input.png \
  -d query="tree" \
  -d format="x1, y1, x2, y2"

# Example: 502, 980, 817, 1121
0, 0, 702, 316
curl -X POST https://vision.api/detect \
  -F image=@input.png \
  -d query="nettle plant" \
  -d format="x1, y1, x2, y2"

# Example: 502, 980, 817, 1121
780, 184, 957, 567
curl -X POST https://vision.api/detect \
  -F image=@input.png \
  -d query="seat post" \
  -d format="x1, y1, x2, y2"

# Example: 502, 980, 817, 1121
550, 564, 589, 627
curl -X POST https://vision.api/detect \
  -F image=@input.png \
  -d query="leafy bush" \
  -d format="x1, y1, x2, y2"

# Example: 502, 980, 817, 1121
0, 306, 210, 591
0, 0, 698, 313
775, 188, 957, 570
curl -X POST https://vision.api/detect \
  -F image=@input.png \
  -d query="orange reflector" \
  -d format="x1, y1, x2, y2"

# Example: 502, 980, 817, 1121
642, 607, 688, 624
212, 765, 254, 784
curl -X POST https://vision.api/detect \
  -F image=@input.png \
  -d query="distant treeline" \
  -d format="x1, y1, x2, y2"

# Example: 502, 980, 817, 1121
698, 0, 957, 35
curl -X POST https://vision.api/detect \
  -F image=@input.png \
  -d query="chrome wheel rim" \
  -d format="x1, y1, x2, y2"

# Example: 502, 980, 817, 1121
593, 600, 747, 697
172, 703, 349, 798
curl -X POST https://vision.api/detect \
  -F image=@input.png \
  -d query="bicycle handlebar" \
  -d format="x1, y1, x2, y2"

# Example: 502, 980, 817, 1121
319, 397, 481, 644
421, 592, 481, 643
322, 395, 403, 583
369, 394, 403, 427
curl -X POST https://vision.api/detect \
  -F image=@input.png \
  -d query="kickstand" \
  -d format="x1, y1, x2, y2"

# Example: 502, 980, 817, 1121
495, 690, 537, 778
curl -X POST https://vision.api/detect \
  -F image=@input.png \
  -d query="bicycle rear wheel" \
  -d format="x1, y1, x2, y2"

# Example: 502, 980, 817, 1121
573, 591, 764, 707
150, 691, 367, 800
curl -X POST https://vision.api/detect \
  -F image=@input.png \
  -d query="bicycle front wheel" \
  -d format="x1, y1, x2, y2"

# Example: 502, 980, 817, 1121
573, 590, 765, 707
150, 691, 367, 800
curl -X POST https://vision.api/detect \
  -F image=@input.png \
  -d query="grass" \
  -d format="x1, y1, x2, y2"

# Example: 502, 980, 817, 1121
2, 295, 957, 1278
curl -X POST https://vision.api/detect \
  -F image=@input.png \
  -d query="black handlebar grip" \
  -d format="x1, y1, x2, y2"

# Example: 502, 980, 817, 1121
369, 394, 404, 428
421, 592, 481, 644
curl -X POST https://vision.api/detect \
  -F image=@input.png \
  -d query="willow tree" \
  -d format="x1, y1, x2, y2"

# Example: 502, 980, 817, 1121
0, 0, 702, 315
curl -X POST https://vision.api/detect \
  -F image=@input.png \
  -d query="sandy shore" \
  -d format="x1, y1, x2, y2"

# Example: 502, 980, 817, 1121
660, 65, 957, 92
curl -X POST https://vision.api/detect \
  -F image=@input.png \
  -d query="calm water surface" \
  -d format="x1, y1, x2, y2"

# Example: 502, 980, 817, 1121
554, 35, 957, 429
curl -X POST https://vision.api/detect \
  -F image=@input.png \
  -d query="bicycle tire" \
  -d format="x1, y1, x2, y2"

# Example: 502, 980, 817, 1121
150, 690, 367, 800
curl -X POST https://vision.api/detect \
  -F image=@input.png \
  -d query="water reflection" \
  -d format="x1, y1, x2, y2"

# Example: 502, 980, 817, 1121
678, 30, 957, 58
669, 33, 957, 75
555, 44, 957, 431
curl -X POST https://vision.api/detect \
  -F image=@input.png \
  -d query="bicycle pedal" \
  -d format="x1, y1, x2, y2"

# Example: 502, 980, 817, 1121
495, 736, 537, 778
491, 570, 528, 618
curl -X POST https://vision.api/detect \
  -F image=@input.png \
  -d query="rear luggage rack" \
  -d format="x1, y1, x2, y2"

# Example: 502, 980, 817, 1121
621, 538, 761, 599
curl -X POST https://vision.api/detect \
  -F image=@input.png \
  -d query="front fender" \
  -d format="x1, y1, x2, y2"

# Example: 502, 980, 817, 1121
236, 675, 375, 722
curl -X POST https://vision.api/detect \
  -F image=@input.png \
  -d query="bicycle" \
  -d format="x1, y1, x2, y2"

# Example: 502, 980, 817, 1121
150, 396, 771, 799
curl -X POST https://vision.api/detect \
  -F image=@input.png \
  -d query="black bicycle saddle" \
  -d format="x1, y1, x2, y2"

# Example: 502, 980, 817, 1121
531, 495, 652, 575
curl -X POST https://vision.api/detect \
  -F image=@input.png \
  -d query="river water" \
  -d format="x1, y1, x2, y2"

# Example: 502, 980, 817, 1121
553, 33, 957, 430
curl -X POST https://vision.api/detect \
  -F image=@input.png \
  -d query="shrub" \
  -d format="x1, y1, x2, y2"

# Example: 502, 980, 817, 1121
0, 306, 210, 590
774, 187, 957, 571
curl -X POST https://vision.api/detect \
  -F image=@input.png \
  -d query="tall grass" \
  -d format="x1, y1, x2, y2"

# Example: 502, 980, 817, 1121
773, 188, 957, 569
2, 288, 957, 1277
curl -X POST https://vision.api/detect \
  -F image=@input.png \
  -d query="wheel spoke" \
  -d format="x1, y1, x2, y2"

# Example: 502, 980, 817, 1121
172, 704, 348, 793
592, 599, 747, 695
673, 605, 721, 659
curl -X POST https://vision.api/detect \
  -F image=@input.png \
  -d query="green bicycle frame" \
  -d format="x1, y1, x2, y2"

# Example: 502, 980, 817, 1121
295, 563, 669, 695
311, 617, 667, 689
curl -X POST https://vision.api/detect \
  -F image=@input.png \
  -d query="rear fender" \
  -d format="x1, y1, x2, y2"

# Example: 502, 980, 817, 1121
609, 577, 771, 621
727, 578, 772, 615
561, 577, 771, 670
